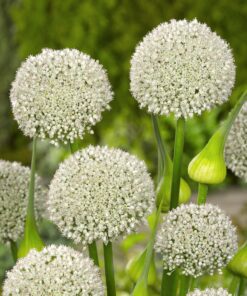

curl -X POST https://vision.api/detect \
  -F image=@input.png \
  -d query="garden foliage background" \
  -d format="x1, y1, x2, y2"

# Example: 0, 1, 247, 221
0, 0, 247, 293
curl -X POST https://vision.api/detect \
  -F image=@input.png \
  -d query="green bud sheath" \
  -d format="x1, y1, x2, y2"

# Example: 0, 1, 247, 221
188, 128, 226, 184
126, 248, 157, 285
228, 243, 247, 278
188, 90, 247, 184
18, 216, 44, 258
156, 153, 191, 212
18, 136, 44, 258
132, 277, 149, 296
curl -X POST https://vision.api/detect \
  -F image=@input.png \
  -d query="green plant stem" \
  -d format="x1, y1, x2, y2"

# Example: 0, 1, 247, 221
229, 275, 241, 295
160, 118, 185, 296
221, 90, 247, 144
179, 275, 192, 296
151, 115, 166, 181
238, 277, 245, 296
24, 136, 43, 242
197, 183, 208, 205
88, 241, 99, 266
103, 242, 116, 296
170, 118, 185, 209
10, 240, 17, 262
161, 271, 179, 296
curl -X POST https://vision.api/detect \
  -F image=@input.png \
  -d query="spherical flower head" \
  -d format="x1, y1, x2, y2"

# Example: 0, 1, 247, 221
3, 245, 104, 296
187, 288, 232, 296
10, 48, 113, 145
155, 204, 237, 277
130, 19, 235, 118
48, 145, 155, 245
0, 160, 47, 243
225, 102, 247, 182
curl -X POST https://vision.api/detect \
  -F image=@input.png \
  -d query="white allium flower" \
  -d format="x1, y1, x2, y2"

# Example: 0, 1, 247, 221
130, 19, 235, 118
3, 245, 104, 296
225, 103, 247, 182
155, 204, 237, 277
10, 48, 113, 145
0, 160, 47, 243
187, 288, 232, 296
48, 145, 154, 244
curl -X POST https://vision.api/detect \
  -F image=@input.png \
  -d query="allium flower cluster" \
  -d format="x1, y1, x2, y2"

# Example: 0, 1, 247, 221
187, 288, 232, 296
10, 48, 113, 145
225, 102, 247, 182
3, 245, 104, 296
155, 204, 237, 277
130, 19, 235, 118
0, 160, 47, 243
48, 145, 154, 245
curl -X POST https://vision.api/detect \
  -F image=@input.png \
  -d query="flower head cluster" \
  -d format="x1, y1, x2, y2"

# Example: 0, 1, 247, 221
10, 48, 113, 145
3, 245, 104, 296
187, 288, 232, 296
0, 160, 47, 243
225, 103, 247, 182
48, 145, 154, 245
130, 19, 235, 118
155, 204, 237, 277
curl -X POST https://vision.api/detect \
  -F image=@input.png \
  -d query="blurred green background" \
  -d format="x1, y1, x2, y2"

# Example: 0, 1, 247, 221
0, 0, 247, 294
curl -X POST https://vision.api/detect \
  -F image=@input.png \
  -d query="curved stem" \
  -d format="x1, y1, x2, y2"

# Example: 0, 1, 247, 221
88, 241, 99, 266
170, 118, 185, 210
221, 90, 247, 144
103, 242, 116, 296
197, 183, 208, 205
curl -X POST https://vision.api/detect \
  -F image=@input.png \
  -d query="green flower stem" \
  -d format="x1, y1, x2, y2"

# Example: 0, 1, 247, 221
238, 277, 245, 296
161, 271, 179, 296
179, 274, 192, 296
88, 241, 99, 266
10, 240, 17, 262
160, 118, 185, 296
220, 90, 247, 145
229, 275, 241, 295
197, 183, 208, 205
170, 118, 185, 209
18, 136, 44, 258
151, 115, 167, 181
103, 242, 116, 296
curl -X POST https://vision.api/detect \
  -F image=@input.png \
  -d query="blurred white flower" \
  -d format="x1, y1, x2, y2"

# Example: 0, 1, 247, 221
48, 145, 154, 245
225, 102, 247, 182
10, 48, 113, 145
0, 160, 47, 243
187, 288, 232, 296
3, 245, 104, 296
130, 19, 235, 118
155, 204, 237, 277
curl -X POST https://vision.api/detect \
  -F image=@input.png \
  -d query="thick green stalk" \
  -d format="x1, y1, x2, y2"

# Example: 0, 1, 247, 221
10, 240, 17, 262
88, 241, 99, 266
170, 118, 185, 209
104, 242, 116, 296
161, 271, 179, 296
238, 277, 245, 296
197, 183, 208, 205
229, 275, 241, 296
18, 136, 44, 258
179, 275, 192, 296
161, 118, 185, 296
